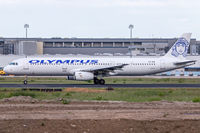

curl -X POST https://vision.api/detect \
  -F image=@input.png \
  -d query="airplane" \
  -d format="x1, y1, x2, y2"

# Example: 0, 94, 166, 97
3, 33, 196, 85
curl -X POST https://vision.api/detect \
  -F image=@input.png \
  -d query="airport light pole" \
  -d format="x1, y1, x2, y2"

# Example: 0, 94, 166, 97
128, 24, 134, 38
24, 24, 29, 38
128, 24, 134, 58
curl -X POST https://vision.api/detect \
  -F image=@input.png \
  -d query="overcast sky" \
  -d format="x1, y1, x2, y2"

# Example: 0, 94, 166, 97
0, 0, 199, 39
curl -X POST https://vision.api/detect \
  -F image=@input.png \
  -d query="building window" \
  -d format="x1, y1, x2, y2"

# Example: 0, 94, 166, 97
3, 43, 14, 54
74, 42, 82, 47
137, 48, 145, 51
124, 42, 130, 47
64, 42, 73, 47
0, 42, 3, 47
134, 42, 142, 45
93, 42, 101, 47
103, 42, 113, 47
54, 42, 63, 47
44, 42, 53, 47
159, 48, 164, 51
114, 42, 123, 47
84, 42, 92, 47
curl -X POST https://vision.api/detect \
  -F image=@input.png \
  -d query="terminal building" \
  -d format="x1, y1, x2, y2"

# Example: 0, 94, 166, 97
0, 37, 199, 56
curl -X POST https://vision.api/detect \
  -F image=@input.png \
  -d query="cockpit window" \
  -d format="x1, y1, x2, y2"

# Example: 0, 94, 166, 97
9, 62, 18, 65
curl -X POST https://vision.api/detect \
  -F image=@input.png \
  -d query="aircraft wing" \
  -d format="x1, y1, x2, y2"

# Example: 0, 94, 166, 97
174, 60, 196, 66
81, 64, 128, 75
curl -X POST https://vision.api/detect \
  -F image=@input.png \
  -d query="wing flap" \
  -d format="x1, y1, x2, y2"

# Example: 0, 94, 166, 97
81, 64, 128, 74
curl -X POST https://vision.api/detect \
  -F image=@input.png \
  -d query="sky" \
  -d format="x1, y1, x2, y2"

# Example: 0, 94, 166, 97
0, 0, 199, 39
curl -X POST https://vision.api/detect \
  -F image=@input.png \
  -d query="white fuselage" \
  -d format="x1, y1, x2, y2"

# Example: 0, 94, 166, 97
3, 56, 185, 76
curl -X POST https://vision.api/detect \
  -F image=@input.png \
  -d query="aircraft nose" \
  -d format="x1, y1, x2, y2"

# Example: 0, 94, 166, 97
3, 66, 11, 74
3, 67, 7, 73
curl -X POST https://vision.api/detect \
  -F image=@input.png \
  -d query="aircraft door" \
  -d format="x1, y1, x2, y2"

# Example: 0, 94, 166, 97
22, 62, 32, 75
23, 63, 29, 71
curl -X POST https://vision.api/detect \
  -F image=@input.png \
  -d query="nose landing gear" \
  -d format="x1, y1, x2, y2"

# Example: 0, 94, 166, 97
94, 77, 105, 85
23, 80, 28, 85
23, 75, 28, 85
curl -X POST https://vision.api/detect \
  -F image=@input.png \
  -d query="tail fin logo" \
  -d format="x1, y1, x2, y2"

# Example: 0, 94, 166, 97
171, 37, 189, 57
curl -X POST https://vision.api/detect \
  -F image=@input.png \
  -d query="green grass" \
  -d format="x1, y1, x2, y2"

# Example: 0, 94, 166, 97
0, 88, 200, 102
0, 77, 200, 102
192, 97, 200, 102
62, 99, 71, 104
1, 77, 200, 84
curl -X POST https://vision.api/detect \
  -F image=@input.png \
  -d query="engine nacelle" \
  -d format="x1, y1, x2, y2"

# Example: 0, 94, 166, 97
67, 72, 94, 81
108, 71, 118, 76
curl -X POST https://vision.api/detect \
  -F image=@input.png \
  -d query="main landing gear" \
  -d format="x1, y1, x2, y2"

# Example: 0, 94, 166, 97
94, 77, 105, 85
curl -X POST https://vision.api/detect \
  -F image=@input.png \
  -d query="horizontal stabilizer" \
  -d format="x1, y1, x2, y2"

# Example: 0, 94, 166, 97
174, 60, 196, 65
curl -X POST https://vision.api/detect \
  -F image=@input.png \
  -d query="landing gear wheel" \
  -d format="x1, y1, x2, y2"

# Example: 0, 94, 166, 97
94, 77, 99, 84
94, 77, 105, 85
24, 80, 28, 85
99, 79, 105, 85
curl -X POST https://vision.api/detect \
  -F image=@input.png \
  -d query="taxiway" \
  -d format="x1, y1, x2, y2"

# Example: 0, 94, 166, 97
0, 84, 200, 88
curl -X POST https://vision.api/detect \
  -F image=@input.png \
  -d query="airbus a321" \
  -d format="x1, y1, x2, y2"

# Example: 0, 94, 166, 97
4, 33, 195, 85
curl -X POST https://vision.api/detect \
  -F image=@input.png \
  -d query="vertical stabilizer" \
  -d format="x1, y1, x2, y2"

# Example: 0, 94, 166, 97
164, 33, 192, 58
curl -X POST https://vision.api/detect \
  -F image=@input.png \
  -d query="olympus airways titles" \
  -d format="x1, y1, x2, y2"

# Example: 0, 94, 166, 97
29, 59, 99, 64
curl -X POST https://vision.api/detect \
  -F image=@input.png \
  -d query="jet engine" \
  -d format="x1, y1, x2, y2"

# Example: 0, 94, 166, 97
67, 72, 94, 81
